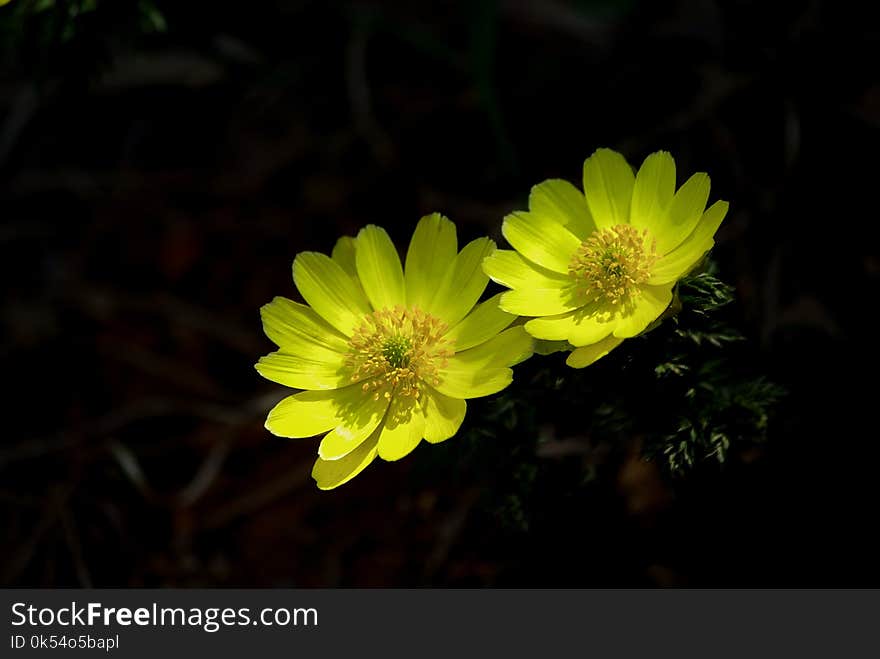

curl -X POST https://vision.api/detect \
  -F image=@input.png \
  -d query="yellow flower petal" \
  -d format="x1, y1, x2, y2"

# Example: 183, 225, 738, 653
568, 312, 616, 345
631, 151, 676, 233
434, 365, 511, 400
423, 387, 467, 444
260, 296, 349, 355
566, 335, 624, 368
529, 178, 596, 239
499, 285, 580, 316
482, 249, 570, 290
524, 302, 615, 346
435, 327, 532, 399
455, 325, 534, 368
443, 293, 515, 352
523, 312, 578, 341
502, 210, 582, 274
264, 213, 546, 486
426, 237, 495, 327
355, 225, 406, 310
582, 148, 635, 229
293, 252, 372, 336
405, 213, 458, 310
318, 390, 390, 460
312, 427, 380, 490
331, 236, 359, 279
265, 384, 366, 438
533, 339, 572, 355
613, 284, 673, 338
654, 172, 710, 254
377, 395, 426, 461
255, 349, 350, 390
649, 200, 728, 285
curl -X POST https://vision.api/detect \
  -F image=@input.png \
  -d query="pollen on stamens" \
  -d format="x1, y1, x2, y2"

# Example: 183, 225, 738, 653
346, 305, 453, 399
569, 224, 658, 306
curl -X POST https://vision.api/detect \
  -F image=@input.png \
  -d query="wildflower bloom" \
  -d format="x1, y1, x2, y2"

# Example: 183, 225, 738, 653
483, 148, 728, 368
257, 214, 533, 489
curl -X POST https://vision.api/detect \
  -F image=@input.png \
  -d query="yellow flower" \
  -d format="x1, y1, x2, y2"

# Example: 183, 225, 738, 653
257, 214, 533, 489
483, 148, 728, 368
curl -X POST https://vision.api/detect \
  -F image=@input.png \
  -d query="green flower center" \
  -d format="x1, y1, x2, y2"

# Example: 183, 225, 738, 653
346, 306, 453, 400
382, 335, 412, 369
569, 224, 658, 306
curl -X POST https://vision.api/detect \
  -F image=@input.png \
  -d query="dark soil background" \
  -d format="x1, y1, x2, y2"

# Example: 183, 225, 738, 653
2, 0, 879, 587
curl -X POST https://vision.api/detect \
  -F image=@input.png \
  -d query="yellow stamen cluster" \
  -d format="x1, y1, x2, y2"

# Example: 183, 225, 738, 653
346, 306, 453, 400
569, 224, 658, 306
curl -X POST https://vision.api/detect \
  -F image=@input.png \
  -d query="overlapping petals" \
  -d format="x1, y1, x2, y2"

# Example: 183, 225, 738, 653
257, 213, 533, 489
483, 148, 728, 368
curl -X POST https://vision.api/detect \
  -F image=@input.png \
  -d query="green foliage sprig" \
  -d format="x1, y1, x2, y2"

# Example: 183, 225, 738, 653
420, 263, 782, 529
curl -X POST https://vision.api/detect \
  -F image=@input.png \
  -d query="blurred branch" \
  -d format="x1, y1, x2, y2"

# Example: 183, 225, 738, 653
59, 506, 93, 587
501, 0, 612, 45
98, 51, 224, 90
0, 390, 282, 468
1, 485, 72, 585
108, 425, 237, 507
77, 286, 263, 356
202, 460, 313, 530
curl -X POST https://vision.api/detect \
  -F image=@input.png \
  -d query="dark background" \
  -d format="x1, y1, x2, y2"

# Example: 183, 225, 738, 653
1, 0, 878, 587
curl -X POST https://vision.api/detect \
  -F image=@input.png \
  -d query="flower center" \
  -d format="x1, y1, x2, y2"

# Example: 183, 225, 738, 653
382, 335, 412, 369
569, 224, 658, 306
346, 305, 453, 399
